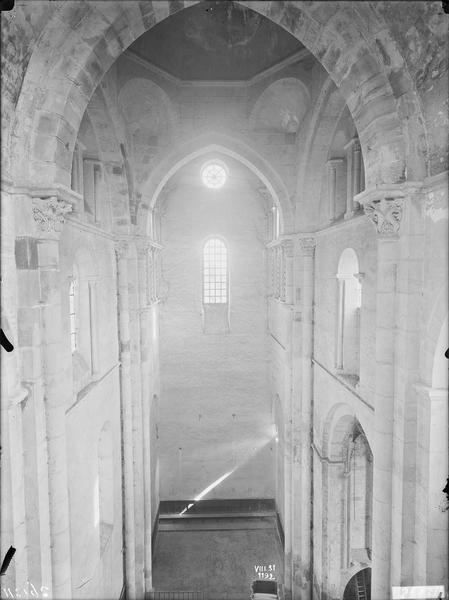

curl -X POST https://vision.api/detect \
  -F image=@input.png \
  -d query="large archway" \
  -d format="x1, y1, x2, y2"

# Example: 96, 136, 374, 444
1, 4, 447, 600
5, 1, 429, 191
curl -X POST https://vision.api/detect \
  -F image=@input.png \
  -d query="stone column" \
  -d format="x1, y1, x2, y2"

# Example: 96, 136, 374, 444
1, 183, 30, 595
292, 237, 316, 600
344, 138, 363, 219
32, 196, 73, 599
284, 324, 294, 600
327, 160, 344, 222
283, 240, 294, 304
344, 139, 354, 219
282, 238, 301, 600
115, 241, 137, 600
137, 242, 153, 594
391, 187, 425, 588
425, 387, 448, 584
335, 275, 345, 370
327, 161, 337, 223
127, 243, 145, 598
352, 140, 362, 209
363, 195, 403, 599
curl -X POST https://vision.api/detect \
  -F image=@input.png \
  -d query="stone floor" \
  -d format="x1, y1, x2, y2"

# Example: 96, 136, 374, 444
152, 506, 283, 600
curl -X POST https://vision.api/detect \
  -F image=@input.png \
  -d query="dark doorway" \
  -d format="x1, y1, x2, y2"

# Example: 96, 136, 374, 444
342, 568, 371, 600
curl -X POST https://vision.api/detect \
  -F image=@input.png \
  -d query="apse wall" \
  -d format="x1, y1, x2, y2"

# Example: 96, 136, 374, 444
158, 158, 274, 502
116, 50, 316, 200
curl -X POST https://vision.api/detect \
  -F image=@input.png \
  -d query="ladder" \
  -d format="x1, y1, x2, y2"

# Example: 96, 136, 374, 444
355, 570, 367, 600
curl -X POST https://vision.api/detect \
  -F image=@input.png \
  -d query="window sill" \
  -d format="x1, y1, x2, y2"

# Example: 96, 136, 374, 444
67, 362, 120, 414
202, 303, 230, 334
335, 370, 360, 389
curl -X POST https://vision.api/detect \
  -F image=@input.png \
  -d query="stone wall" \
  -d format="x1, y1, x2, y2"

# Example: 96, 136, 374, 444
159, 158, 274, 501
1, 3, 447, 600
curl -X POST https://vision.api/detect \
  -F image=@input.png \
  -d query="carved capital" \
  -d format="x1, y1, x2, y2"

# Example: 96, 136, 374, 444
364, 197, 403, 235
282, 239, 294, 258
32, 196, 72, 233
344, 136, 359, 153
326, 158, 344, 172
136, 239, 151, 258
352, 139, 361, 154
425, 185, 448, 223
299, 237, 316, 257
114, 239, 130, 259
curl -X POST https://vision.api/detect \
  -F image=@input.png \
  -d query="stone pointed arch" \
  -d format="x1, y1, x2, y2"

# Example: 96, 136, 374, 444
321, 402, 372, 461
6, 0, 432, 194
136, 131, 293, 235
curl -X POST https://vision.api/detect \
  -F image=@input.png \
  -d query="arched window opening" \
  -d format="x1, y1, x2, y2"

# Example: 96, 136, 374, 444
344, 426, 373, 567
201, 160, 227, 189
97, 422, 113, 555
336, 248, 362, 383
203, 238, 228, 305
69, 270, 79, 353
324, 415, 373, 597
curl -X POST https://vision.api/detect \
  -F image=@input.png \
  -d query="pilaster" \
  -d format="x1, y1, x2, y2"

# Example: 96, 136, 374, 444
126, 240, 145, 598
32, 193, 73, 599
327, 159, 344, 223
344, 138, 363, 219
290, 236, 316, 600
115, 240, 137, 600
359, 185, 409, 599
136, 240, 154, 594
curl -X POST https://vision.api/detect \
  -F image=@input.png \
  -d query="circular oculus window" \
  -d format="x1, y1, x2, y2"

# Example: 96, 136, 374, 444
201, 162, 227, 189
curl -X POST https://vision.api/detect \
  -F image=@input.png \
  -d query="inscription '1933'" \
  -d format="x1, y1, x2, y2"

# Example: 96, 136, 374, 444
254, 564, 276, 580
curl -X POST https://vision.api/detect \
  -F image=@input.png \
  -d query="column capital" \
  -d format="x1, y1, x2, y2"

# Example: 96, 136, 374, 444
298, 236, 316, 257
356, 184, 413, 236
257, 185, 274, 204
32, 196, 72, 234
135, 238, 152, 257
282, 238, 294, 257
114, 238, 130, 259
343, 136, 360, 153
326, 157, 344, 169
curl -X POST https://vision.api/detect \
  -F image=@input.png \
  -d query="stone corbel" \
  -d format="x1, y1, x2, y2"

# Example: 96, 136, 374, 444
32, 196, 72, 233
363, 197, 403, 235
356, 184, 414, 236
